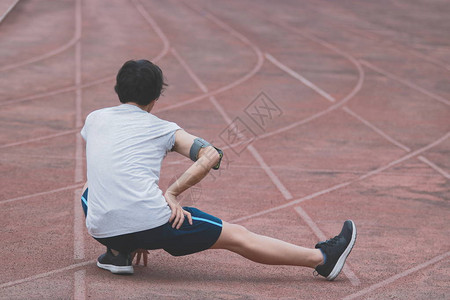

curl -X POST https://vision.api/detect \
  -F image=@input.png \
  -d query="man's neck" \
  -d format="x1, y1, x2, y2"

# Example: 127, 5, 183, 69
126, 101, 155, 113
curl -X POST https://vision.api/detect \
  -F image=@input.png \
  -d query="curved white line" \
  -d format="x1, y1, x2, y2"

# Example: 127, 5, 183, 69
0, 76, 113, 106
0, 0, 81, 72
265, 53, 336, 103
165, 11, 366, 164
173, 6, 361, 285
0, 1, 171, 149
0, 129, 78, 149
0, 260, 96, 289
253, 21, 365, 141
0, 0, 20, 23
361, 60, 450, 107
0, 0, 170, 107
154, 2, 264, 113
231, 131, 449, 224
0, 183, 84, 205
132, 0, 170, 63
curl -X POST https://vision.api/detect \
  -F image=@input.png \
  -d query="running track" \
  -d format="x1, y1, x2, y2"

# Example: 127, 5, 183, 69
1, 0, 449, 299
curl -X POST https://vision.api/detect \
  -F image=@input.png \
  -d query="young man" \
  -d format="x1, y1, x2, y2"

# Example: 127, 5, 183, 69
80, 59, 356, 281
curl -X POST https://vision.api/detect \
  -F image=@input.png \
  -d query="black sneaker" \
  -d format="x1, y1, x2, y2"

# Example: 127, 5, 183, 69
97, 248, 134, 275
314, 220, 356, 281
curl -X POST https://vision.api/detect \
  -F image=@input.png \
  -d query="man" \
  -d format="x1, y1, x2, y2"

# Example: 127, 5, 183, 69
80, 59, 357, 280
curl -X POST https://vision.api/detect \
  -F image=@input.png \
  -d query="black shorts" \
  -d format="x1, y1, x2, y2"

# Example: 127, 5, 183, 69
81, 188, 223, 256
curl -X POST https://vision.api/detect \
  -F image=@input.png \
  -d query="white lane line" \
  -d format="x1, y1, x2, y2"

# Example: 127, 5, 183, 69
73, 270, 86, 300
0, 0, 169, 107
265, 53, 336, 103
418, 155, 450, 179
1, 2, 174, 294
1, 85, 80, 106
155, 4, 264, 114
166, 159, 445, 178
231, 181, 352, 224
265, 50, 449, 185
172, 46, 293, 201
170, 10, 358, 286
72, 1, 85, 299
73, 0, 85, 259
73, 189, 85, 260
294, 207, 360, 286
167, 23, 366, 164
171, 48, 208, 93
0, 0, 20, 23
358, 131, 450, 181
74, 36, 83, 184
342, 251, 450, 300
294, 206, 326, 240
0, 36, 80, 73
343, 107, 450, 180
0, 0, 81, 73
171, 14, 442, 292
0, 152, 85, 161
231, 131, 450, 224
252, 36, 365, 142
360, 60, 450, 107
0, 129, 78, 149
342, 106, 411, 152
247, 144, 293, 200
132, 0, 169, 63
0, 260, 96, 289
0, 183, 84, 205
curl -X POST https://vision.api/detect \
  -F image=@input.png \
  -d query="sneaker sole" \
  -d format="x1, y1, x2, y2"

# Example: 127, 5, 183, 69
97, 261, 134, 274
327, 220, 357, 281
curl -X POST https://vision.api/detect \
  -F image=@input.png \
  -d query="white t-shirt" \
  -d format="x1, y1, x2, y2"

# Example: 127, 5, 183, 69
81, 104, 181, 238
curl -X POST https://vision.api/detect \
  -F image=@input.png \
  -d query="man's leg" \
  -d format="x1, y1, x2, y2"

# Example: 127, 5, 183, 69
80, 184, 134, 274
210, 222, 323, 268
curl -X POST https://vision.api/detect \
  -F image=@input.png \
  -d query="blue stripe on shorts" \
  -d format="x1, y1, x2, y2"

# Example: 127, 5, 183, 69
191, 216, 222, 228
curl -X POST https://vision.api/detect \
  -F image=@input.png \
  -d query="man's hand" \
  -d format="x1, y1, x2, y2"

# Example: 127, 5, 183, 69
131, 249, 149, 266
165, 192, 193, 229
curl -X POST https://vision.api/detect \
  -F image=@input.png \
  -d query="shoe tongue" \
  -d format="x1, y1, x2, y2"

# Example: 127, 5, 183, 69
315, 242, 324, 249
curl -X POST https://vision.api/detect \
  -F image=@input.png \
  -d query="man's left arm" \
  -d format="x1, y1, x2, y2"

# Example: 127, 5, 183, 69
171, 130, 223, 170
165, 130, 222, 229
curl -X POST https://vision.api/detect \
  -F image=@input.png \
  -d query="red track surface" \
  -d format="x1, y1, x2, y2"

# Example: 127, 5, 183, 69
1, 0, 449, 299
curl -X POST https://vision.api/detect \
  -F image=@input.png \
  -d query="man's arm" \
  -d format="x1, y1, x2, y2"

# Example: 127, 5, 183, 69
165, 130, 221, 229
171, 130, 221, 165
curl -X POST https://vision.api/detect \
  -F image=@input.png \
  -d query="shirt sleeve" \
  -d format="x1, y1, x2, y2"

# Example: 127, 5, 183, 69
166, 129, 181, 152
81, 111, 97, 141
159, 120, 181, 153
147, 114, 181, 153
80, 124, 87, 141
80, 113, 92, 141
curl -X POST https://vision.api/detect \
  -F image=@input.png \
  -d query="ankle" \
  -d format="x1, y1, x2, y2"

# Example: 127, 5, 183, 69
111, 249, 120, 256
312, 249, 325, 268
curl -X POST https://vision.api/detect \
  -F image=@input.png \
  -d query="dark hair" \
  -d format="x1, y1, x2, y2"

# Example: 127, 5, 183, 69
114, 59, 167, 106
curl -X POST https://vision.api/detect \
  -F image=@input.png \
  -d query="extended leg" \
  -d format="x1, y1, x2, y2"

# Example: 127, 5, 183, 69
210, 222, 323, 268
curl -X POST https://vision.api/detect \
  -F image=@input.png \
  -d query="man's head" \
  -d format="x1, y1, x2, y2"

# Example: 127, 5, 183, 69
115, 59, 167, 106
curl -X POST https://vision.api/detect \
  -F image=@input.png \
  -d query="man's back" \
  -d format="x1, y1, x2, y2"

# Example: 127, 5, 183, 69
81, 104, 180, 238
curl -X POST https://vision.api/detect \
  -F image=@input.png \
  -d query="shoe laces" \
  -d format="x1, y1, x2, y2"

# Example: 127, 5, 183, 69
321, 235, 340, 247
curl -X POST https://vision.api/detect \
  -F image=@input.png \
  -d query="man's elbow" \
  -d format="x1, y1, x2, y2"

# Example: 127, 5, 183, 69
199, 146, 221, 169
210, 148, 221, 167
